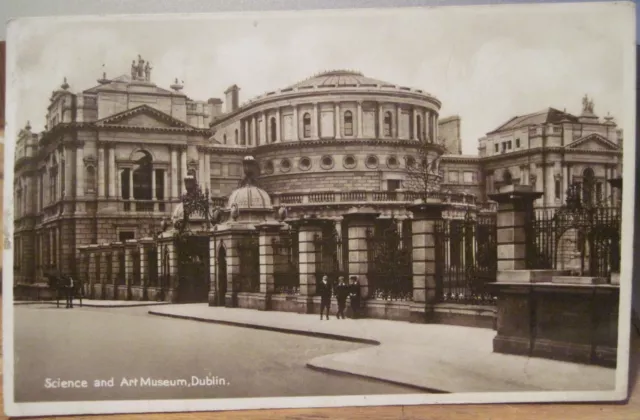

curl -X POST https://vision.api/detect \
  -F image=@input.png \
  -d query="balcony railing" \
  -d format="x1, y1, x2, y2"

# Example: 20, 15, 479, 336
267, 190, 478, 207
122, 200, 168, 213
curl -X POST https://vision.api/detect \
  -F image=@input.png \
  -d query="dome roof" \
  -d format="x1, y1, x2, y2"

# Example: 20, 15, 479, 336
284, 70, 396, 90
227, 185, 272, 210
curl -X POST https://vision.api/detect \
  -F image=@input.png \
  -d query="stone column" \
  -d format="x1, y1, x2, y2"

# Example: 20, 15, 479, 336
198, 151, 205, 187
394, 104, 400, 139
63, 146, 73, 199
312, 103, 319, 139
151, 167, 157, 202
124, 240, 137, 300
423, 110, 429, 141
97, 143, 106, 197
156, 234, 178, 302
256, 221, 283, 310
377, 103, 384, 138
275, 107, 282, 143
407, 200, 444, 322
208, 233, 218, 306
128, 171, 134, 202
334, 103, 342, 139
108, 146, 116, 199
412, 108, 418, 140
356, 102, 363, 138
204, 152, 211, 193
170, 147, 178, 199
342, 207, 380, 304
76, 145, 84, 198
252, 115, 258, 145
292, 106, 299, 141
262, 112, 268, 144
293, 218, 326, 314
180, 147, 187, 194
138, 241, 148, 300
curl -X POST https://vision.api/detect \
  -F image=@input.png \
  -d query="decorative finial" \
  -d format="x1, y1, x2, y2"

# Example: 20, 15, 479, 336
171, 77, 183, 92
97, 68, 110, 85
61, 77, 69, 90
25, 120, 31, 130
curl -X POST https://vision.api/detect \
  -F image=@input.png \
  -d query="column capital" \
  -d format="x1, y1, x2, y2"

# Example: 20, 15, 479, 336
342, 206, 380, 224
488, 184, 543, 205
407, 202, 445, 220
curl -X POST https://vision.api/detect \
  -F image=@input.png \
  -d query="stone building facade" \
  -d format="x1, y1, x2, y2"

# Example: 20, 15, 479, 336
13, 58, 623, 310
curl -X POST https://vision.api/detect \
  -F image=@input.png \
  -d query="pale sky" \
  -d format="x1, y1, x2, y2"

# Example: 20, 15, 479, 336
7, 2, 634, 155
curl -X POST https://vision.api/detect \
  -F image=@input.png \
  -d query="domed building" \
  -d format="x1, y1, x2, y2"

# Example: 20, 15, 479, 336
13, 58, 622, 326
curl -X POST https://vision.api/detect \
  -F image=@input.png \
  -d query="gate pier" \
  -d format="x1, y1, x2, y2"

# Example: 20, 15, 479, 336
407, 199, 445, 323
343, 207, 380, 304
489, 184, 620, 367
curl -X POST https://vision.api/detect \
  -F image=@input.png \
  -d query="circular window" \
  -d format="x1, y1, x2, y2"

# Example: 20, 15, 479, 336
280, 158, 291, 172
263, 161, 274, 175
365, 155, 379, 169
405, 156, 416, 168
387, 155, 399, 169
343, 155, 357, 169
320, 155, 334, 170
298, 157, 312, 171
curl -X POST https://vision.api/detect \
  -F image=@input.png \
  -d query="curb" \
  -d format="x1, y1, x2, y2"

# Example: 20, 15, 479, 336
15, 301, 171, 308
148, 311, 380, 346
305, 362, 449, 394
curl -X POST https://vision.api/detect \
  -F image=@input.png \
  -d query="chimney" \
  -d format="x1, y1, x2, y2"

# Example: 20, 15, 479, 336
224, 84, 240, 113
208, 98, 223, 124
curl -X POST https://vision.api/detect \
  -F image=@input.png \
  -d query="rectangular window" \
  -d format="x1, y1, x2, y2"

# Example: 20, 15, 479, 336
228, 163, 241, 177
211, 163, 222, 176
448, 171, 459, 183
463, 171, 474, 184
119, 231, 135, 242
387, 180, 401, 191
555, 179, 561, 199
507, 141, 512, 150
155, 169, 165, 200
515, 138, 521, 148
121, 169, 131, 200
494, 144, 499, 153
501, 142, 506, 152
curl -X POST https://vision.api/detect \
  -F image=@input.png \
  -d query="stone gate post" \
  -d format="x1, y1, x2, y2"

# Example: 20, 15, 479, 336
156, 233, 178, 303
124, 239, 137, 301
407, 199, 444, 323
208, 233, 218, 306
212, 224, 255, 308
256, 221, 284, 310
342, 207, 380, 305
112, 242, 125, 301
293, 218, 326, 314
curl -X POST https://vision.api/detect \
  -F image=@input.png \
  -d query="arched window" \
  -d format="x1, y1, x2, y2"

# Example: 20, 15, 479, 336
234, 129, 239, 145
247, 120, 252, 145
582, 167, 595, 205
303, 113, 311, 139
125, 150, 153, 202
270, 117, 277, 143
344, 111, 353, 136
187, 169, 197, 180
383, 111, 392, 137
85, 166, 96, 194
416, 115, 422, 141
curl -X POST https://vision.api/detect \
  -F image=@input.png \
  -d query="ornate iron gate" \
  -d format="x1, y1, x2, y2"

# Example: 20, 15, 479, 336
237, 232, 260, 293
176, 235, 210, 303
527, 194, 621, 281
365, 219, 413, 301
434, 211, 497, 304
272, 225, 299, 295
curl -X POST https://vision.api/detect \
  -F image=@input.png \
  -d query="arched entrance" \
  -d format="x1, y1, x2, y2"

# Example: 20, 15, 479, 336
217, 244, 227, 306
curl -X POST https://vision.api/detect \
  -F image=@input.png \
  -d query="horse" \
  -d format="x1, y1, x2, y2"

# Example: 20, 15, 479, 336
44, 271, 84, 308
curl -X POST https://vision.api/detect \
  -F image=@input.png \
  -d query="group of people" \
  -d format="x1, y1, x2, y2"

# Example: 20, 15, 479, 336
317, 275, 362, 320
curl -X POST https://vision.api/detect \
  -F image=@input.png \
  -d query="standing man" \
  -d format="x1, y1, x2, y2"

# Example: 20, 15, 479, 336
318, 274, 332, 320
349, 275, 361, 319
335, 276, 349, 319
65, 274, 75, 309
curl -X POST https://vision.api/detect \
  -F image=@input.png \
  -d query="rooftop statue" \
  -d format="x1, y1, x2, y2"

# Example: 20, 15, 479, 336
131, 55, 152, 81
582, 94, 595, 114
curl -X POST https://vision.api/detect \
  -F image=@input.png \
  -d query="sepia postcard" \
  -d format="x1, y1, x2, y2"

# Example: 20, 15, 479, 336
2, 2, 636, 417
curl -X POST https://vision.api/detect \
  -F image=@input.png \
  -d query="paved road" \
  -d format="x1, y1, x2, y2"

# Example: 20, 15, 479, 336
13, 305, 417, 402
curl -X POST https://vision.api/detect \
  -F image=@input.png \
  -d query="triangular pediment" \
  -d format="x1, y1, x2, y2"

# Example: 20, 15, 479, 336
95, 105, 194, 129
565, 133, 619, 151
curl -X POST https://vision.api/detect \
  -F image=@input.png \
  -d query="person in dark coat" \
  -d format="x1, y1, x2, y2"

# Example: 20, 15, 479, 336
318, 275, 332, 320
349, 275, 361, 319
64, 274, 75, 309
335, 276, 349, 319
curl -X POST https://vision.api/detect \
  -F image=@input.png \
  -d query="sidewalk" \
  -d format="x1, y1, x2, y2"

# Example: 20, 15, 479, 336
149, 304, 616, 393
14, 299, 170, 308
